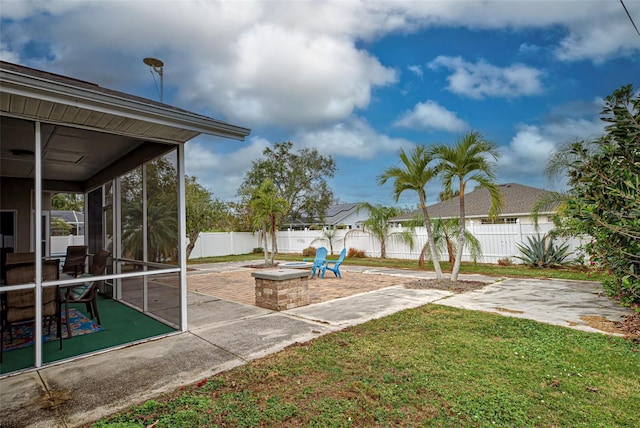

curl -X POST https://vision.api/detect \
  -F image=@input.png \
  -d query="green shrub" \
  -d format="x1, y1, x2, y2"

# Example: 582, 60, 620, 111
302, 247, 316, 257
252, 247, 263, 254
514, 234, 573, 268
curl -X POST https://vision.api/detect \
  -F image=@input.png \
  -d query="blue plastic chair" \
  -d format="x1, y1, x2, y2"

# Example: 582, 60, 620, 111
303, 247, 328, 277
321, 248, 347, 278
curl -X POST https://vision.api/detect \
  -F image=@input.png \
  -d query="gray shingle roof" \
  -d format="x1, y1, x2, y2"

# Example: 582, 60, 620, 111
394, 183, 557, 221
51, 210, 84, 224
324, 203, 360, 225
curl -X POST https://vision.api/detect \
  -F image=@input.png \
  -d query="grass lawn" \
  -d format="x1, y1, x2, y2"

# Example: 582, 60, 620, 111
95, 305, 639, 427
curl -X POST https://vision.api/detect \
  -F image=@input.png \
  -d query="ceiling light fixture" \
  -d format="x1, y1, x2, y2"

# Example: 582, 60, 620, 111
11, 149, 35, 158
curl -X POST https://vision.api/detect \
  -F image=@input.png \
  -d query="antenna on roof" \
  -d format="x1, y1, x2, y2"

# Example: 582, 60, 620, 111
143, 57, 164, 103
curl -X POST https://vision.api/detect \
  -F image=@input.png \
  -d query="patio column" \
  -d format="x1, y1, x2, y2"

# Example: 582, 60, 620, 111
34, 121, 43, 367
178, 143, 187, 331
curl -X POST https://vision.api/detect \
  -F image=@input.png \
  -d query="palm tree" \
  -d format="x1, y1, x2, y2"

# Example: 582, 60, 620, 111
346, 203, 413, 259
250, 180, 289, 265
432, 131, 503, 281
421, 218, 482, 267
377, 146, 443, 279
311, 226, 340, 255
121, 196, 177, 262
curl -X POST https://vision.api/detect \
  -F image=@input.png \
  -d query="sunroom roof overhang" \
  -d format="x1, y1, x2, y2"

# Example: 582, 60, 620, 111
1, 61, 251, 192
0, 63, 251, 143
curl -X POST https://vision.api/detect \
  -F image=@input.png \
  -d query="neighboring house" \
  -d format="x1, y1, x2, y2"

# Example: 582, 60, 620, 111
284, 202, 370, 230
50, 210, 85, 235
0, 60, 250, 373
393, 183, 558, 226
322, 203, 369, 229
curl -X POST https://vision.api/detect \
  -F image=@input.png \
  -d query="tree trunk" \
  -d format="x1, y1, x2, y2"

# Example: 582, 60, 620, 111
418, 244, 429, 269
185, 230, 200, 261
451, 180, 465, 281
261, 222, 268, 264
420, 193, 443, 280
446, 238, 455, 264
269, 215, 277, 265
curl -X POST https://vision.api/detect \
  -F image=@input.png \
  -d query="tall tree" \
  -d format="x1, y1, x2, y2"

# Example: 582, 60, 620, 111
346, 203, 413, 259
51, 193, 84, 211
249, 180, 289, 265
377, 146, 443, 279
122, 196, 178, 262
238, 142, 336, 226
121, 157, 179, 263
545, 85, 639, 304
432, 132, 503, 281
185, 176, 231, 260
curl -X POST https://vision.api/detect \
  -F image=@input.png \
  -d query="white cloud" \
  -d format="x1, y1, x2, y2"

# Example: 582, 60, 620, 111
428, 56, 545, 99
498, 115, 605, 187
554, 18, 640, 63
185, 136, 270, 199
1, 0, 634, 130
0, 43, 20, 63
294, 117, 414, 160
394, 100, 468, 132
408, 65, 423, 78
196, 23, 398, 127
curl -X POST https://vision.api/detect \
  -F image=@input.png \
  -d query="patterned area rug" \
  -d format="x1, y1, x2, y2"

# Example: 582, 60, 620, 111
1, 308, 103, 351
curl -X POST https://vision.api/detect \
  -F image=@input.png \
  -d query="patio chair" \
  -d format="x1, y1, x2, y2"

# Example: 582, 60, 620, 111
5, 252, 36, 265
320, 248, 347, 279
1, 259, 62, 362
61, 245, 88, 276
61, 250, 110, 337
303, 247, 328, 277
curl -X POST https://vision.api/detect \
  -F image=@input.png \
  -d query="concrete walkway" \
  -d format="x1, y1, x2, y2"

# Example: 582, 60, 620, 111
0, 264, 634, 428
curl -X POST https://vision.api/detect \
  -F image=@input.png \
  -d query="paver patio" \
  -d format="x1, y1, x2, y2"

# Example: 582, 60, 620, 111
186, 267, 415, 306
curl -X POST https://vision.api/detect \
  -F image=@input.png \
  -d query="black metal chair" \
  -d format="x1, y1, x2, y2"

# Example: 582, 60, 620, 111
61, 250, 110, 337
61, 245, 88, 276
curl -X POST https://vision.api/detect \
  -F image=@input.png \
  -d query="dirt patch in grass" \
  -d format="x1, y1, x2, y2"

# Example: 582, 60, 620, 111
403, 279, 489, 293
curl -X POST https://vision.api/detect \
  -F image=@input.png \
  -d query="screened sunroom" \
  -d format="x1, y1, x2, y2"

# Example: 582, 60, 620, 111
0, 61, 250, 374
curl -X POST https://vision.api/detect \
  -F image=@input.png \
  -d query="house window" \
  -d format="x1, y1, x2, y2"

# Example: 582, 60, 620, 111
480, 217, 518, 224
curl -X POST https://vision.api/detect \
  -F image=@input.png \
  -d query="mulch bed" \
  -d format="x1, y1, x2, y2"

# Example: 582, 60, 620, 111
615, 312, 640, 344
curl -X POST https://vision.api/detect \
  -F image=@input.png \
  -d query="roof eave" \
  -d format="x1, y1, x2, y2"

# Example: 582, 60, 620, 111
0, 68, 251, 142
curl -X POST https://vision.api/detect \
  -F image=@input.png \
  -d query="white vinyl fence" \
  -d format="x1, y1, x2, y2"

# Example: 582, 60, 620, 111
50, 235, 85, 256
53, 222, 586, 264
191, 222, 586, 264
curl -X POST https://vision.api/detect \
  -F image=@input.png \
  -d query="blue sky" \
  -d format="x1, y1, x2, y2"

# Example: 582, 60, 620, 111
2, 0, 639, 208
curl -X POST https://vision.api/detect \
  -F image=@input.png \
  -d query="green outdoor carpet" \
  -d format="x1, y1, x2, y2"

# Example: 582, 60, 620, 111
0, 295, 175, 374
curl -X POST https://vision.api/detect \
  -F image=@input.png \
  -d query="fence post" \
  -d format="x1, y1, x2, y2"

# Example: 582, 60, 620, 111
517, 218, 522, 243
